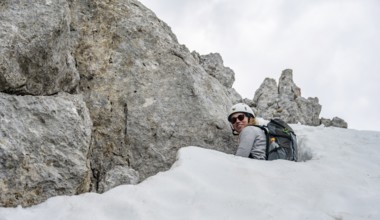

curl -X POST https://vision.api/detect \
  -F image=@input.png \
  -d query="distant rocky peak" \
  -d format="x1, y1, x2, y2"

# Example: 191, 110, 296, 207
249, 69, 347, 128
278, 69, 301, 100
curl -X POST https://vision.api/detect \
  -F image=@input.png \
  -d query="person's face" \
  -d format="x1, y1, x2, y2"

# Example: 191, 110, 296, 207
230, 113, 248, 133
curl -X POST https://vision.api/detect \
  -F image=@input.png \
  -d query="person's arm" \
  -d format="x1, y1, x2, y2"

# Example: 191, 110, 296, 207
236, 127, 257, 157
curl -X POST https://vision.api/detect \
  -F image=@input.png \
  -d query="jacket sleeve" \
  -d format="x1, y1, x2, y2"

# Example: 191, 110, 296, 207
236, 126, 266, 160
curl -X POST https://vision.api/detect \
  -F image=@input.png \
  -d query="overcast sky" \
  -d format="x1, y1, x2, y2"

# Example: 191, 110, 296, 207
139, 0, 380, 131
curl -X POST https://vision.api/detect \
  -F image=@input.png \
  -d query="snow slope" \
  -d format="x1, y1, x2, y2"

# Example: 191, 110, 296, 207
1, 124, 379, 220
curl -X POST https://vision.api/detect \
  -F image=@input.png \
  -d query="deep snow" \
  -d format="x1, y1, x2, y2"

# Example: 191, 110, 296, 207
1, 124, 379, 220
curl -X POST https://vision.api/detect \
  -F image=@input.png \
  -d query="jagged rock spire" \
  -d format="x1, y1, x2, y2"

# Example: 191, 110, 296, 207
252, 69, 325, 126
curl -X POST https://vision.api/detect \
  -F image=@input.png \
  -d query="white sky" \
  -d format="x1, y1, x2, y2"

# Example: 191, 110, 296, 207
1, 124, 379, 219
138, 0, 380, 131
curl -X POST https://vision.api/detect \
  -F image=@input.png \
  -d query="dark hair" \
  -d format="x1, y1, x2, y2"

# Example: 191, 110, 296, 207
245, 113, 254, 118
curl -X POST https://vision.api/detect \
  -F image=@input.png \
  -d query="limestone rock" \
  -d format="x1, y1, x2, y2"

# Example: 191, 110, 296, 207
0, 92, 92, 207
192, 52, 235, 88
332, 117, 348, 128
278, 69, 301, 100
321, 117, 348, 128
0, 0, 79, 95
99, 166, 139, 192
251, 69, 347, 128
252, 78, 278, 119
252, 69, 322, 126
192, 51, 242, 104
69, 0, 237, 190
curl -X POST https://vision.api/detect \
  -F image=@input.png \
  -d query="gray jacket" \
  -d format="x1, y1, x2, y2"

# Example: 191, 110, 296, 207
236, 126, 266, 160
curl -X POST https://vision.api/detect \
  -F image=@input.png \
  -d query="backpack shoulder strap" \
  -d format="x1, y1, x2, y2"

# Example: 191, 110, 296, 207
252, 125, 270, 160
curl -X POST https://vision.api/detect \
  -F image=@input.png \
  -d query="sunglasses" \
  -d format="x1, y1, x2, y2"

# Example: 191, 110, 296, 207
229, 114, 245, 124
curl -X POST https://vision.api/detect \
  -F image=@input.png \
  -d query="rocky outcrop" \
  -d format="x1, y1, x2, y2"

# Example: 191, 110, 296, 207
0, 0, 238, 207
252, 69, 322, 126
251, 69, 347, 128
192, 51, 242, 103
321, 117, 348, 128
193, 52, 234, 88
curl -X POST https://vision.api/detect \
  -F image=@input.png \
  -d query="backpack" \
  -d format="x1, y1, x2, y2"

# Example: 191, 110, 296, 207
255, 118, 298, 161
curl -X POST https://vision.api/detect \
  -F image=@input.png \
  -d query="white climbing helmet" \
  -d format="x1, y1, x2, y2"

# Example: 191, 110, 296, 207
228, 103, 255, 121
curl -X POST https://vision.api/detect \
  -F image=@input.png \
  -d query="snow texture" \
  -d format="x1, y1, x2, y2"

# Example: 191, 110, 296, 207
0, 124, 379, 220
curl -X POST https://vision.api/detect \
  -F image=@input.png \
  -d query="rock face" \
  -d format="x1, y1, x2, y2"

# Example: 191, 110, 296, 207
0, 0, 238, 207
0, 0, 79, 95
0, 93, 92, 207
69, 0, 239, 190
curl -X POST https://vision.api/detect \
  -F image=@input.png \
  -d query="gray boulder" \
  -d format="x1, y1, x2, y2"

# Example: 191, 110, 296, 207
0, 92, 92, 207
321, 117, 348, 128
99, 165, 139, 192
0, 0, 79, 95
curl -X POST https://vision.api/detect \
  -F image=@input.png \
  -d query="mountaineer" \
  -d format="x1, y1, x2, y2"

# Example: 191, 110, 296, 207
227, 103, 266, 159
